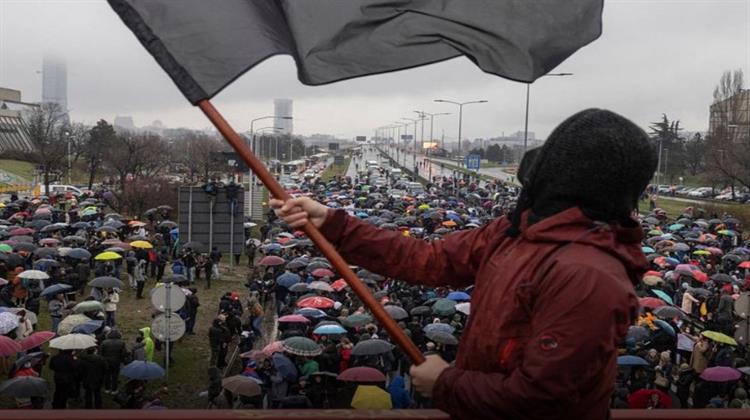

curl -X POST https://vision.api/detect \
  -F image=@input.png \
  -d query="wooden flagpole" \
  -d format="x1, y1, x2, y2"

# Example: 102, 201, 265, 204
197, 100, 425, 365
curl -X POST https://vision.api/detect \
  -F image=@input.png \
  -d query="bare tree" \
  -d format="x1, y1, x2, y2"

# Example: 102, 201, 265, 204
84, 120, 117, 189
23, 103, 68, 193
173, 131, 228, 183
707, 69, 747, 192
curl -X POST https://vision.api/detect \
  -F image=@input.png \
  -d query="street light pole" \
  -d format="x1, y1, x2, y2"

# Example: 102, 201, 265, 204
402, 117, 419, 173
65, 131, 71, 185
434, 99, 488, 165
523, 72, 573, 154
416, 111, 451, 156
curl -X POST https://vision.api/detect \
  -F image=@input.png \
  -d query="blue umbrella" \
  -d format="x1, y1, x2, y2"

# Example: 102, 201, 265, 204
641, 246, 655, 254
71, 320, 104, 335
294, 308, 327, 318
271, 353, 298, 382
446, 213, 462, 222
423, 323, 455, 335
313, 324, 347, 335
651, 290, 674, 305
277, 273, 302, 288
67, 248, 92, 260
446, 291, 470, 301
653, 319, 676, 337
120, 361, 165, 380
617, 355, 650, 367
40, 284, 73, 298
664, 257, 680, 267
262, 243, 282, 252
668, 223, 685, 232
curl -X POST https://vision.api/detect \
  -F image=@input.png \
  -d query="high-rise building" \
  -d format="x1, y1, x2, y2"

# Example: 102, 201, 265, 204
274, 98, 293, 135
42, 55, 68, 113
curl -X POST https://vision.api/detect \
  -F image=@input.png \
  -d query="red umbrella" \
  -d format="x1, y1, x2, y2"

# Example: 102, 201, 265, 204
262, 340, 284, 356
277, 237, 291, 245
259, 255, 285, 266
9, 227, 34, 236
278, 314, 311, 324
312, 268, 335, 278
628, 389, 671, 409
0, 336, 21, 357
297, 296, 335, 309
644, 270, 662, 278
39, 238, 60, 246
338, 367, 386, 383
700, 366, 742, 382
739, 261, 750, 269
331, 279, 348, 292
19, 331, 56, 352
638, 297, 666, 309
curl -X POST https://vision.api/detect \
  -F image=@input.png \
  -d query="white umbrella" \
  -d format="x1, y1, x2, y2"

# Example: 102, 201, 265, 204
17, 270, 49, 280
49, 333, 97, 350
308, 281, 334, 292
0, 312, 18, 335
455, 302, 470, 316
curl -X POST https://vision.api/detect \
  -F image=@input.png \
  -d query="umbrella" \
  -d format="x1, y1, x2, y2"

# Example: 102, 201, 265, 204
95, 251, 122, 261
294, 308, 328, 319
13, 352, 45, 370
0, 377, 48, 398
331, 279, 348, 291
338, 367, 386, 383
312, 268, 335, 278
426, 328, 459, 345
410, 306, 431, 316
130, 240, 153, 249
272, 353, 298, 382
424, 323, 456, 335
88, 276, 124, 289
384, 305, 409, 320
651, 290, 673, 305
263, 340, 285, 356
342, 313, 373, 328
617, 355, 649, 367
308, 281, 334, 292
222, 375, 262, 397
350, 385, 392, 409
49, 333, 97, 350
455, 302, 470, 315
700, 366, 742, 382
73, 301, 104, 314
17, 270, 49, 280
352, 339, 394, 356
0, 312, 19, 335
63, 236, 87, 245
0, 243, 11, 253
653, 319, 675, 337
297, 296, 335, 309
0, 335, 21, 356
432, 298, 457, 316
446, 291, 471, 301
653, 306, 688, 320
40, 283, 73, 298
626, 326, 650, 343
638, 297, 666, 309
39, 238, 59, 246
276, 272, 302, 288
313, 324, 347, 335
71, 320, 104, 335
628, 389, 671, 409
283, 336, 322, 357
56, 314, 92, 336
121, 360, 166, 380
702, 330, 737, 346
289, 283, 309, 293
278, 314, 310, 324
18, 331, 56, 352
259, 255, 285, 266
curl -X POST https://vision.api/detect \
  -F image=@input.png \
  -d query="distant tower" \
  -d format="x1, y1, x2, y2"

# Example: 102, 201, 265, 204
42, 55, 68, 113
274, 99, 293, 135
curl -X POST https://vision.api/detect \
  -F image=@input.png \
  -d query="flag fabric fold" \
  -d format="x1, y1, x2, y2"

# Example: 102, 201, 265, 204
109, 0, 603, 104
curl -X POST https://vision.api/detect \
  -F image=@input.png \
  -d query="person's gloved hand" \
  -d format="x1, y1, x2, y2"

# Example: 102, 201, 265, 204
410, 354, 450, 398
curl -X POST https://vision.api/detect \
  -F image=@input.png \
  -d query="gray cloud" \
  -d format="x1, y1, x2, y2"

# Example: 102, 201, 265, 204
0, 0, 748, 140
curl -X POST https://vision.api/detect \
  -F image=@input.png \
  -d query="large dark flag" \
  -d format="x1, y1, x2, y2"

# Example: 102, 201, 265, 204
108, 0, 603, 104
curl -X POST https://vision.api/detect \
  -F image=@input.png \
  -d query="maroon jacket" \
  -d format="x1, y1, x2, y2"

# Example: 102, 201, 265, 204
320, 207, 646, 419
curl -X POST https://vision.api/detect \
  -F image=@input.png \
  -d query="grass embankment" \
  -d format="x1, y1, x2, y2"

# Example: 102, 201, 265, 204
0, 159, 100, 187
639, 197, 750, 225
320, 158, 351, 182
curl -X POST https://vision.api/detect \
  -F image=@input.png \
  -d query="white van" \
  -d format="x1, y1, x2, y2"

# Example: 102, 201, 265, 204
35, 184, 83, 197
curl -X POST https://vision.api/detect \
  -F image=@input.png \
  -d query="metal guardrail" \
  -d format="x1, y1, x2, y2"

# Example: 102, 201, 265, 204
0, 183, 32, 193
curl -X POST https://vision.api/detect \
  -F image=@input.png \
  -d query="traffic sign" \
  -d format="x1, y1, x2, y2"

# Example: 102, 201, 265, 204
465, 154, 481, 170
151, 313, 186, 342
151, 285, 186, 312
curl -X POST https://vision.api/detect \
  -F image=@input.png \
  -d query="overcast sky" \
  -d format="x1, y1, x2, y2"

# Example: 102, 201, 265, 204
1, 0, 749, 141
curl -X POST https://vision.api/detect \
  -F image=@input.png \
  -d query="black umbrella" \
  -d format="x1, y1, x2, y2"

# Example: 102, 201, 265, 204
40, 223, 64, 233
88, 276, 124, 289
12, 235, 33, 244
0, 253, 23, 267
351, 339, 394, 356
40, 283, 73, 298
71, 222, 91, 229
68, 248, 92, 260
33, 247, 58, 258
29, 220, 51, 229
157, 205, 173, 211
158, 220, 177, 229
13, 352, 45, 370
104, 220, 125, 229
410, 306, 430, 316
426, 330, 459, 345
653, 306, 688, 320
0, 376, 48, 398
12, 242, 36, 252
143, 208, 158, 216
183, 241, 205, 252
711, 273, 734, 284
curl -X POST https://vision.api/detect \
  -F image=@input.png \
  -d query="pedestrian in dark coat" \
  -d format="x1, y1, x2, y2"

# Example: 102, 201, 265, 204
79, 347, 107, 408
49, 350, 79, 409
100, 329, 129, 393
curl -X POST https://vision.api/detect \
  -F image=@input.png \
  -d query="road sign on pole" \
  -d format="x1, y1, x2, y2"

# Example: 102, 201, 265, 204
465, 154, 481, 170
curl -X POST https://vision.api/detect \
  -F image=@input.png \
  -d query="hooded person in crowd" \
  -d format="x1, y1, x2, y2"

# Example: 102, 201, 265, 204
272, 109, 658, 419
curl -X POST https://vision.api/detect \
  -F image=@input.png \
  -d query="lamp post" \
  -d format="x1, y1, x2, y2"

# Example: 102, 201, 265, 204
434, 99, 488, 165
415, 111, 451, 155
64, 130, 71, 185
413, 111, 427, 154
522, 72, 573, 154
402, 117, 419, 174
393, 122, 408, 166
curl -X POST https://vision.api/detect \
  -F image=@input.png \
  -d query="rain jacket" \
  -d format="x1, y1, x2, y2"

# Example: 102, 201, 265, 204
320, 207, 645, 420
388, 375, 412, 409
140, 327, 155, 362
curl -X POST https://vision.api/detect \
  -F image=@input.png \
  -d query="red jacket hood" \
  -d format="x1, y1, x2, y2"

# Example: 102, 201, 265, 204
521, 207, 648, 285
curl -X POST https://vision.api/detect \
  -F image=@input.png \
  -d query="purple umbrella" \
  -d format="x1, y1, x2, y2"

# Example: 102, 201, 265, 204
700, 366, 742, 382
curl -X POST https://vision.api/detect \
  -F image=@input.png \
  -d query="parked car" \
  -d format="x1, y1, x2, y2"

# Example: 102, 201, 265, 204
687, 187, 713, 198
